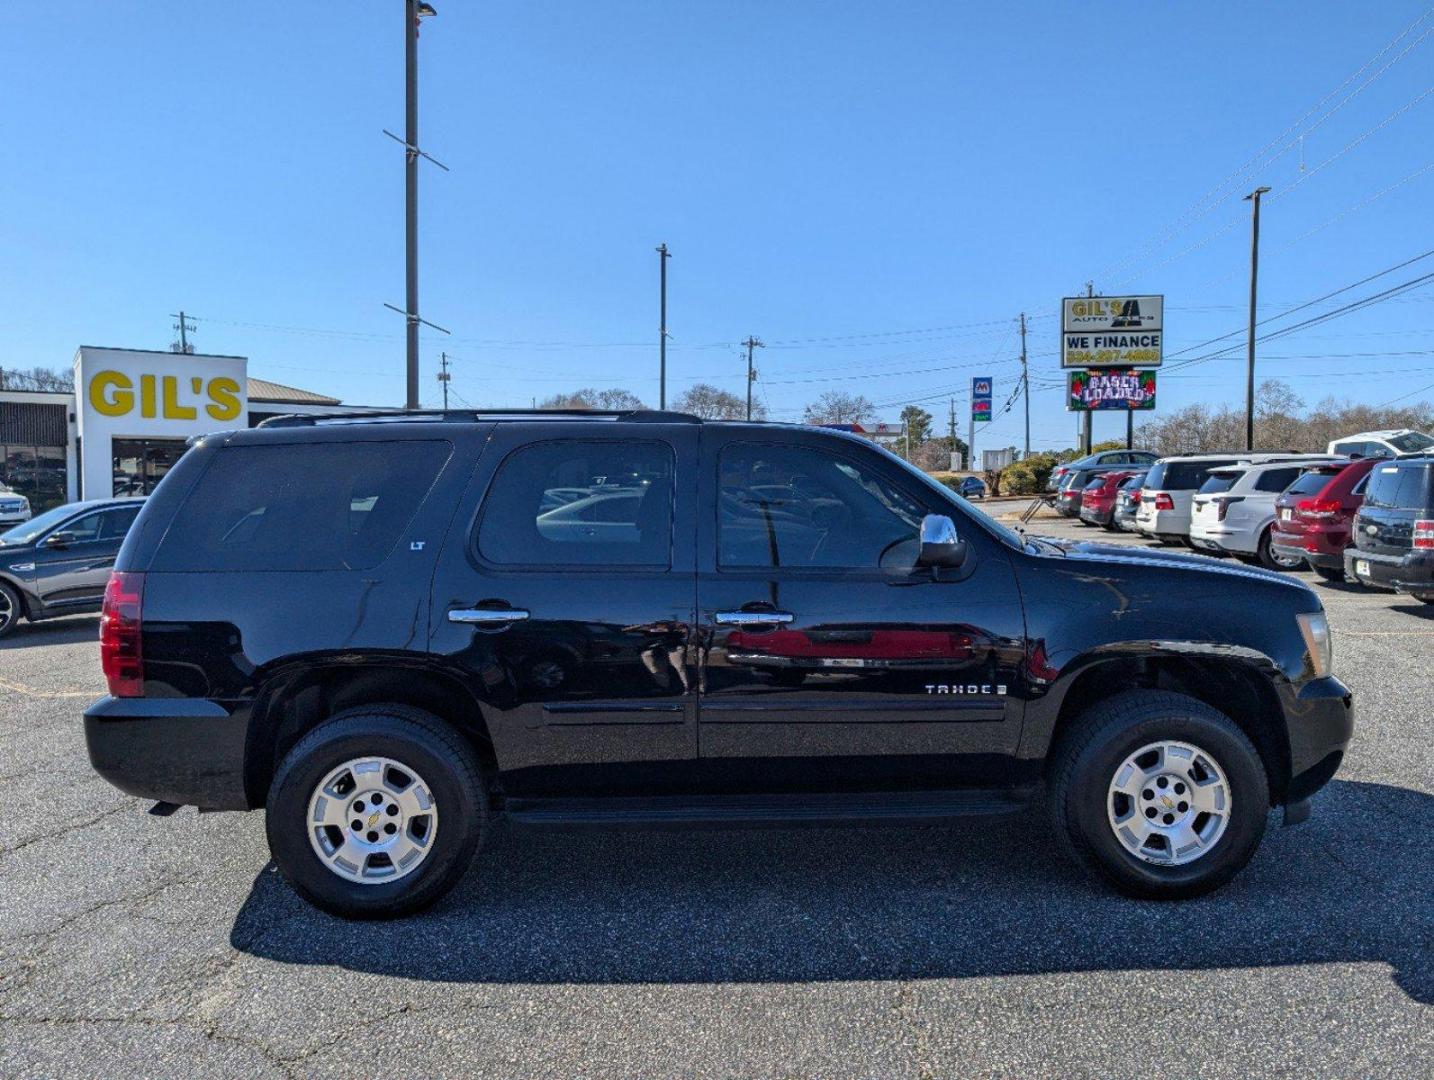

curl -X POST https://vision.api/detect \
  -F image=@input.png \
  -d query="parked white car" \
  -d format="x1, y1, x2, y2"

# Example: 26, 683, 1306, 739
1136, 453, 1323, 546
1188, 458, 1341, 569
0, 485, 32, 526
1326, 429, 1434, 459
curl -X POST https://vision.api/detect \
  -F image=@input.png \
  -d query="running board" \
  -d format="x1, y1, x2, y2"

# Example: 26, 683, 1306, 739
504, 788, 1034, 828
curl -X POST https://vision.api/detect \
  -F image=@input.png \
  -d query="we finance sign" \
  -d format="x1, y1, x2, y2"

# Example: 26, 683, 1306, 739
1061, 295, 1162, 368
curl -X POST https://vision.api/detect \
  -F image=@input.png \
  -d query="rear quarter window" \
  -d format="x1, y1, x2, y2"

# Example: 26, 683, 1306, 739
152, 440, 452, 571
1364, 465, 1434, 510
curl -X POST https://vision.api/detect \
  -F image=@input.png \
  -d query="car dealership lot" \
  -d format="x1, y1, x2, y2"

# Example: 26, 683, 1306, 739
1, 518, 1430, 1078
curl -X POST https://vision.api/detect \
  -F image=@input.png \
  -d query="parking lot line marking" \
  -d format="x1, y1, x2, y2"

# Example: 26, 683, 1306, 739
0, 676, 93, 699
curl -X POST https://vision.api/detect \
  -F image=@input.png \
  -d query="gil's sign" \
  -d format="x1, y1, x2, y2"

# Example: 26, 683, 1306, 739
1061, 295, 1163, 368
1068, 369, 1157, 411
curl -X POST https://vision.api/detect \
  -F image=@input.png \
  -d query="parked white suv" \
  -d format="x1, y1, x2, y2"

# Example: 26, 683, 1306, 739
0, 484, 32, 526
1327, 429, 1434, 459
1136, 453, 1318, 546
1188, 458, 1340, 569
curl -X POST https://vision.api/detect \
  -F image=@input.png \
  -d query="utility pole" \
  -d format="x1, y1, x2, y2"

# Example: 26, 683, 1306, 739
656, 243, 671, 408
1081, 283, 1095, 455
742, 335, 764, 420
948, 398, 958, 471
169, 311, 196, 355
436, 351, 451, 409
1243, 186, 1271, 452
1018, 312, 1029, 459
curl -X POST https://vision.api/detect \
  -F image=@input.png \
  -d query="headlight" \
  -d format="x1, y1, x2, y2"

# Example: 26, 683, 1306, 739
1296, 611, 1332, 678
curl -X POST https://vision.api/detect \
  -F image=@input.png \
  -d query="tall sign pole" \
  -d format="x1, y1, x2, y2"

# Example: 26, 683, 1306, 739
657, 244, 671, 408
1243, 186, 1271, 452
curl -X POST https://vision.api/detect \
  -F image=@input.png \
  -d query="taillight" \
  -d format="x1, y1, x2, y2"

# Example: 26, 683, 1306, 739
1216, 496, 1245, 522
100, 571, 144, 697
1154, 493, 1174, 511
1130, 490, 1142, 504
1415, 520, 1434, 550
1296, 498, 1342, 520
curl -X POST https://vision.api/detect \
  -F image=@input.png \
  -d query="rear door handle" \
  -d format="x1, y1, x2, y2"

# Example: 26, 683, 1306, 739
713, 610, 795, 626
449, 608, 531, 625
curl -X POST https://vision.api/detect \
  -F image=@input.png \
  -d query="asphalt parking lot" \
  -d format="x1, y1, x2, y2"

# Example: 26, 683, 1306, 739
1, 514, 1431, 1078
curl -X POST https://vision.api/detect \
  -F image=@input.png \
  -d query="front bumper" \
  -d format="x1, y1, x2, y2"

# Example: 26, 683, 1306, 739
1284, 675, 1355, 805
1343, 547, 1434, 595
84, 696, 250, 811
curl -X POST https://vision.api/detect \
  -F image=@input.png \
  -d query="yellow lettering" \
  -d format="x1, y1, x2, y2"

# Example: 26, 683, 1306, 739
161, 376, 197, 420
205, 377, 241, 421
139, 375, 157, 418
89, 371, 133, 417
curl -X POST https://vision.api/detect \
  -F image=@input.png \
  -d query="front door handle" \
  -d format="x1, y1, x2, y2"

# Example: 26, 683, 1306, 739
449, 608, 531, 625
713, 610, 795, 626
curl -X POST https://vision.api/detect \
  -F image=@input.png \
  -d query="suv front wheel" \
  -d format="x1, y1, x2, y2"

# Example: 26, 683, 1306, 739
266, 704, 488, 919
1050, 691, 1269, 899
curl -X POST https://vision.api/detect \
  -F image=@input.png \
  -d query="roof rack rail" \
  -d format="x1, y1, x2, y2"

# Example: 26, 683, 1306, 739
256, 408, 699, 429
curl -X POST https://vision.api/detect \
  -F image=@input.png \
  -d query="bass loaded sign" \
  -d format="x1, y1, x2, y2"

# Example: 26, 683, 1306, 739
1068, 369, 1157, 411
1061, 295, 1163, 368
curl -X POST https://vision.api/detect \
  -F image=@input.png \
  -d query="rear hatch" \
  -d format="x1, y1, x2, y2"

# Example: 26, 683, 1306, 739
1353, 462, 1433, 556
1274, 466, 1343, 536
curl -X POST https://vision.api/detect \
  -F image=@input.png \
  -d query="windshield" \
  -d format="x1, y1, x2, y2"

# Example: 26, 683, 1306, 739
1388, 431, 1434, 453
0, 503, 76, 546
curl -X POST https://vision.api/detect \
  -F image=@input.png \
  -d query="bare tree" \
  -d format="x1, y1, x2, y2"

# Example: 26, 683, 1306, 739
537, 388, 647, 411
673, 382, 765, 420
0, 366, 74, 392
802, 391, 876, 427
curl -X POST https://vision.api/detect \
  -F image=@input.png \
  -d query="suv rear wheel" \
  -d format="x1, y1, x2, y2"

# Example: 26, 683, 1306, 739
266, 704, 487, 919
1050, 690, 1269, 899
1258, 527, 1302, 571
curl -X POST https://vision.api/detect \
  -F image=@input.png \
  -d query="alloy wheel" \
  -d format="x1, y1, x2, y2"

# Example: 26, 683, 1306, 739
306, 756, 439, 883
1106, 740, 1231, 866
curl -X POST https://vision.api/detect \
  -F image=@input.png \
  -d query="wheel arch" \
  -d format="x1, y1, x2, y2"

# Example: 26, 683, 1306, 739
0, 573, 38, 621
1033, 649, 1292, 804
245, 657, 500, 808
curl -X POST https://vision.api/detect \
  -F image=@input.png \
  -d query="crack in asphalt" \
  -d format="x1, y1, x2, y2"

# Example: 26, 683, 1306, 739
0, 802, 132, 859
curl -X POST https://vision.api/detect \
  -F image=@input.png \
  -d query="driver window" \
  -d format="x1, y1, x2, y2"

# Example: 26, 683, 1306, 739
52, 512, 105, 544
718, 444, 924, 569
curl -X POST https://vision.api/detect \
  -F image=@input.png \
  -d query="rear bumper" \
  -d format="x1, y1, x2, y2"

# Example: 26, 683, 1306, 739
84, 696, 251, 811
1344, 547, 1434, 594
1284, 676, 1354, 805
1079, 504, 1114, 525
1272, 539, 1344, 569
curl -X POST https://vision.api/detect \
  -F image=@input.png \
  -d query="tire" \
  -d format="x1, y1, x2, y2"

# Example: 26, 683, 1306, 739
0, 580, 21, 639
1257, 528, 1302, 571
1049, 690, 1270, 900
1314, 565, 1345, 583
265, 704, 487, 919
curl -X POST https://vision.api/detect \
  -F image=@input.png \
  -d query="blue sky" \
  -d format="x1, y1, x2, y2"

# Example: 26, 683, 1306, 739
2, 1, 1431, 450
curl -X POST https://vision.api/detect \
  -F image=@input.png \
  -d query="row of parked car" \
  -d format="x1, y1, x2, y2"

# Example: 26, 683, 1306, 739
1049, 445, 1434, 602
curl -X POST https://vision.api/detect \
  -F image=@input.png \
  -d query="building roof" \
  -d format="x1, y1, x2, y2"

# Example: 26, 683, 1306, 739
246, 378, 342, 406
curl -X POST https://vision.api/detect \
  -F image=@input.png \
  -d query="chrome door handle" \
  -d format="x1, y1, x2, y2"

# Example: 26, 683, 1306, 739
713, 610, 795, 626
449, 608, 531, 625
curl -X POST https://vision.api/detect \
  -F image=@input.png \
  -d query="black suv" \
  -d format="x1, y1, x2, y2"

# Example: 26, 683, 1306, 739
85, 412, 1353, 918
1344, 456, 1434, 601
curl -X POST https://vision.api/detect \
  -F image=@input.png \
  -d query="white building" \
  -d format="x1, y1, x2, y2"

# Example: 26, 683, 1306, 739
0, 346, 364, 511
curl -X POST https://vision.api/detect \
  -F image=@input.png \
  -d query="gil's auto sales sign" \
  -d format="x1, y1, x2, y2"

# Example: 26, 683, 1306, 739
1068, 369, 1157, 411
1061, 295, 1163, 368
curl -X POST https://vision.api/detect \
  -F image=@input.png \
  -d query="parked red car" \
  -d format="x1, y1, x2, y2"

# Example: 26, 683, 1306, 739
1077, 470, 1138, 529
1269, 457, 1378, 580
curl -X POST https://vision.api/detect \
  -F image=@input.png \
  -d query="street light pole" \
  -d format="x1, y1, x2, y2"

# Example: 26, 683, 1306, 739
656, 244, 671, 408
1243, 186, 1271, 452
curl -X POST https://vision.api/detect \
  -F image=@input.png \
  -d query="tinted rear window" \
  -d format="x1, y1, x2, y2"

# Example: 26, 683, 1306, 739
1147, 459, 1236, 490
1363, 464, 1434, 510
153, 440, 451, 571
1286, 469, 1338, 497
1119, 474, 1146, 490
1198, 472, 1242, 494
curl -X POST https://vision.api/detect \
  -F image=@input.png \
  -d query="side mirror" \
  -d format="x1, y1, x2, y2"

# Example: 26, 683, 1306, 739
44, 531, 76, 549
917, 514, 967, 569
